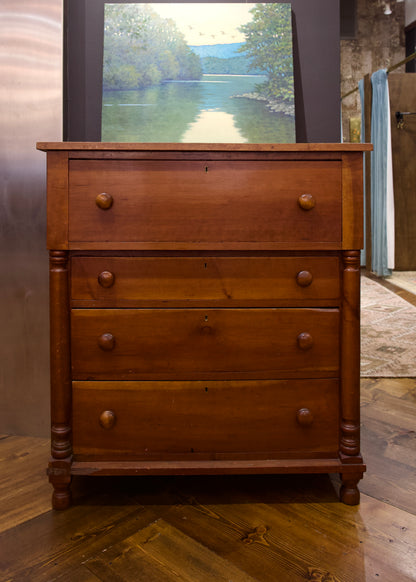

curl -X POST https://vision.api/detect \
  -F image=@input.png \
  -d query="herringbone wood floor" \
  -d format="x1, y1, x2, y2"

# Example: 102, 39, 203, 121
1, 275, 415, 581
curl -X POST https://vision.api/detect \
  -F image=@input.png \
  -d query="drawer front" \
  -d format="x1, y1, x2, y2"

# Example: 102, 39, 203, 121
72, 379, 340, 459
68, 160, 342, 245
71, 308, 339, 380
71, 256, 340, 306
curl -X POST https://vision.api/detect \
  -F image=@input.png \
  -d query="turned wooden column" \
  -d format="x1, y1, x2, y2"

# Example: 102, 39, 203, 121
340, 250, 363, 504
47, 250, 72, 509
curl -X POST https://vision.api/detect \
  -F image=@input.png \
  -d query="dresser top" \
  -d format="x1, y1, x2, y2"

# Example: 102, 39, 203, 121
37, 142, 372, 153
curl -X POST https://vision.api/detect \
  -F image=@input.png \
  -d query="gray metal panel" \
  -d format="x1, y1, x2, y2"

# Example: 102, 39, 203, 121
0, 1, 63, 436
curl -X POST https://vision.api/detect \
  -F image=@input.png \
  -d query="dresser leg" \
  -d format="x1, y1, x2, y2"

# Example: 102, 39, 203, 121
49, 250, 72, 510
340, 472, 362, 505
47, 457, 72, 510
52, 482, 72, 510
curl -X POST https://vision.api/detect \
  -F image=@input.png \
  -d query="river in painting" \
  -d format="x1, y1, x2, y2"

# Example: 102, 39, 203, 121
102, 74, 295, 143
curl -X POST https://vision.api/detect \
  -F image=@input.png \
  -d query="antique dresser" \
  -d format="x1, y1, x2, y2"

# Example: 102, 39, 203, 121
37, 142, 371, 509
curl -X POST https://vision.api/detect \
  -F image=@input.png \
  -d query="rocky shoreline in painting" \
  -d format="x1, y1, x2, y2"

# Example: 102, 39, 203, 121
231, 92, 295, 118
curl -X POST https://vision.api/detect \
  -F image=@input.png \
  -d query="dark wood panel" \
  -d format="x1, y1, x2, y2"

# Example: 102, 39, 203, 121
68, 160, 342, 245
389, 74, 416, 269
71, 255, 341, 306
72, 379, 339, 458
71, 308, 340, 380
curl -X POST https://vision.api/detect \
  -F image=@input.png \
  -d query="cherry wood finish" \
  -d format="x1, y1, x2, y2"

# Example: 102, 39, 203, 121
71, 308, 339, 380
71, 256, 341, 307
47, 250, 72, 509
72, 379, 339, 459
68, 160, 342, 247
37, 143, 368, 509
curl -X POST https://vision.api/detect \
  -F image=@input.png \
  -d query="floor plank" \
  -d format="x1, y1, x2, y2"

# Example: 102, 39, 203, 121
0, 435, 51, 533
151, 475, 416, 582
0, 479, 164, 582
54, 565, 103, 582
85, 518, 259, 582
360, 378, 416, 515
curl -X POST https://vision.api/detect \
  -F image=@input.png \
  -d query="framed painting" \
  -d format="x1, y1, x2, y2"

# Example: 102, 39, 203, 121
101, 2, 295, 143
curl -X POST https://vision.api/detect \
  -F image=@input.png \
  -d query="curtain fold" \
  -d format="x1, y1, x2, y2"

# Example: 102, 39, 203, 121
370, 69, 395, 277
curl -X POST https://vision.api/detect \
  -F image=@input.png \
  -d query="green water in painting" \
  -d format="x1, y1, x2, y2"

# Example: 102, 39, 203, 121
102, 74, 295, 143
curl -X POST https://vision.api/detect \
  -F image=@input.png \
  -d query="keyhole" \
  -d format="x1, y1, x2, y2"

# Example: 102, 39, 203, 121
205, 166, 208, 173
204, 315, 208, 322
204, 262, 208, 269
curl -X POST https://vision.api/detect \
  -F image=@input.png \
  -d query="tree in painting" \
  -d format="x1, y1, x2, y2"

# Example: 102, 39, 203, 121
238, 3, 294, 106
103, 4, 202, 91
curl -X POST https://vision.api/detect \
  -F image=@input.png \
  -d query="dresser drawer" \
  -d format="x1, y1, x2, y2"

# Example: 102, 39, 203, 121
72, 379, 340, 459
71, 256, 340, 307
68, 160, 342, 246
71, 308, 339, 380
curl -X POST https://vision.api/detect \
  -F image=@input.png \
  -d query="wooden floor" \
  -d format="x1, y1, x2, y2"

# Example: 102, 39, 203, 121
1, 374, 415, 581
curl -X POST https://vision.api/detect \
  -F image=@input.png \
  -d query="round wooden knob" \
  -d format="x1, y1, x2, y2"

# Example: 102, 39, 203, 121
297, 332, 313, 350
296, 270, 313, 287
98, 270, 115, 288
98, 332, 115, 351
99, 410, 116, 429
298, 193, 315, 211
296, 408, 314, 426
95, 192, 113, 210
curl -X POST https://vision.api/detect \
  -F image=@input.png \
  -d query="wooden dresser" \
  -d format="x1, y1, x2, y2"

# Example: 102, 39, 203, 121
37, 142, 371, 509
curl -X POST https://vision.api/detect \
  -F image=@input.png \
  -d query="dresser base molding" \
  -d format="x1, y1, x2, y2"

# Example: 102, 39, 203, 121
70, 459, 365, 476
69, 458, 365, 506
46, 458, 365, 508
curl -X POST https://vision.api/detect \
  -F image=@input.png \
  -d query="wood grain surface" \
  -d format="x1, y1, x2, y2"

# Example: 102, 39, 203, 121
71, 308, 340, 380
71, 255, 341, 307
71, 379, 339, 459
68, 160, 342, 246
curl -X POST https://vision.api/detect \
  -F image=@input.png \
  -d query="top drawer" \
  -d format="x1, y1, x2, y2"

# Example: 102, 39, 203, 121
68, 160, 342, 248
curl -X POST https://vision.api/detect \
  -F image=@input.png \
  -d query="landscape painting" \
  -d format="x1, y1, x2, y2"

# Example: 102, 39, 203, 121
102, 3, 295, 143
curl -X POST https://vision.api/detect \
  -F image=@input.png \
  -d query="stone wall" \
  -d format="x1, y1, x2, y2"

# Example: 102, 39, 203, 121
341, 0, 406, 141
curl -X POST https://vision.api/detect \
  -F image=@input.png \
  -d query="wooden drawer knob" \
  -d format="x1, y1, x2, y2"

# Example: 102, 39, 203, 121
297, 332, 313, 350
98, 333, 115, 351
98, 270, 115, 288
296, 270, 313, 287
95, 192, 113, 210
298, 193, 315, 211
99, 410, 116, 429
296, 408, 314, 426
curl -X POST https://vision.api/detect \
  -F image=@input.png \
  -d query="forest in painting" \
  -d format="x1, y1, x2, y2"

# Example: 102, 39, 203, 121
102, 3, 295, 143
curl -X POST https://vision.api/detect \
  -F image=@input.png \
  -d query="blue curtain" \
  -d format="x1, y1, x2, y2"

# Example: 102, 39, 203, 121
370, 69, 393, 277
358, 79, 366, 266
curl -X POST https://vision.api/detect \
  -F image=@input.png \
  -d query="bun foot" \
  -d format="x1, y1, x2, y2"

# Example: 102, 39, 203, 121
340, 474, 361, 505
52, 483, 72, 510
47, 456, 72, 510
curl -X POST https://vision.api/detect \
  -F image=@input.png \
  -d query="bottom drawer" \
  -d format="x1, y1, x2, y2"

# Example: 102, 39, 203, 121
72, 379, 339, 460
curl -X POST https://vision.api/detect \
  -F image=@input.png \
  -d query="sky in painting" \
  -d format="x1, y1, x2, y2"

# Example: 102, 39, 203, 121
144, 3, 256, 45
